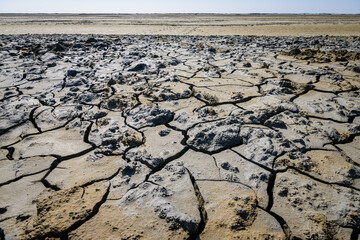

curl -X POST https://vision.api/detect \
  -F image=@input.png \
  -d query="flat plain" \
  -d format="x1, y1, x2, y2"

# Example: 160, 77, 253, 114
0, 14, 360, 240
0, 14, 360, 35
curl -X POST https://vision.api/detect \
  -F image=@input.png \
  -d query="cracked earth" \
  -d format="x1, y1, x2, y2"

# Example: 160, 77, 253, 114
0, 34, 359, 240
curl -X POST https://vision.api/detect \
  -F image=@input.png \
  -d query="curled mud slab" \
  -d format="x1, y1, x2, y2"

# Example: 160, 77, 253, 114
0, 34, 360, 239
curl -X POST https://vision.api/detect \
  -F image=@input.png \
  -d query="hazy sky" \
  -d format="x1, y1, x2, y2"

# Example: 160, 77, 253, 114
0, 0, 359, 14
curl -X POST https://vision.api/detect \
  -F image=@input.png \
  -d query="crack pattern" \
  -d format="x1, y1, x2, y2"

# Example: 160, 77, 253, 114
0, 34, 359, 239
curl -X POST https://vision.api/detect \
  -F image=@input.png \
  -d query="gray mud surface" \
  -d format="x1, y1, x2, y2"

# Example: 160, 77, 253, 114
0, 34, 359, 239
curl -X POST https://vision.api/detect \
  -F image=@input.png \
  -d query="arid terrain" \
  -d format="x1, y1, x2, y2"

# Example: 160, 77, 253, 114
0, 14, 360, 35
0, 14, 360, 240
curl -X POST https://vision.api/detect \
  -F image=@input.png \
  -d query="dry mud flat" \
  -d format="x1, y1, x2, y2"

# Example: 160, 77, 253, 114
0, 34, 359, 239
0, 14, 360, 36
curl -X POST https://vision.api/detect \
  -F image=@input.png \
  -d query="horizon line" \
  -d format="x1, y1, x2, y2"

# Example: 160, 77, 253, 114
1, 12, 359, 15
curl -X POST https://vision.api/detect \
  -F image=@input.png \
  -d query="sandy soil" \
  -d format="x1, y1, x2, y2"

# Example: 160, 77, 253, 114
0, 14, 359, 36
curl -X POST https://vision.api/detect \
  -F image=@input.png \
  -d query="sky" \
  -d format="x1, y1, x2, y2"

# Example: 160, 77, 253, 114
0, 0, 359, 14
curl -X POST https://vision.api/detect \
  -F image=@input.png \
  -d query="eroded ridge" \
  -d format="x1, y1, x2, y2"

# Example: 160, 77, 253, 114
0, 34, 359, 239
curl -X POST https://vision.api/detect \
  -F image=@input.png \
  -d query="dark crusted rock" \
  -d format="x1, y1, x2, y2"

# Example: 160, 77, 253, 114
126, 104, 172, 129
353, 66, 360, 73
128, 63, 148, 72
243, 62, 252, 67
187, 120, 241, 153
50, 42, 67, 52
67, 69, 79, 77
284, 48, 360, 62
159, 128, 171, 137
40, 52, 59, 62
85, 37, 98, 44
289, 48, 301, 55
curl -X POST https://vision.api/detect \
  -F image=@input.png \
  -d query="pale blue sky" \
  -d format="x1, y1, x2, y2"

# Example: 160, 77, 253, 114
0, 0, 359, 14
